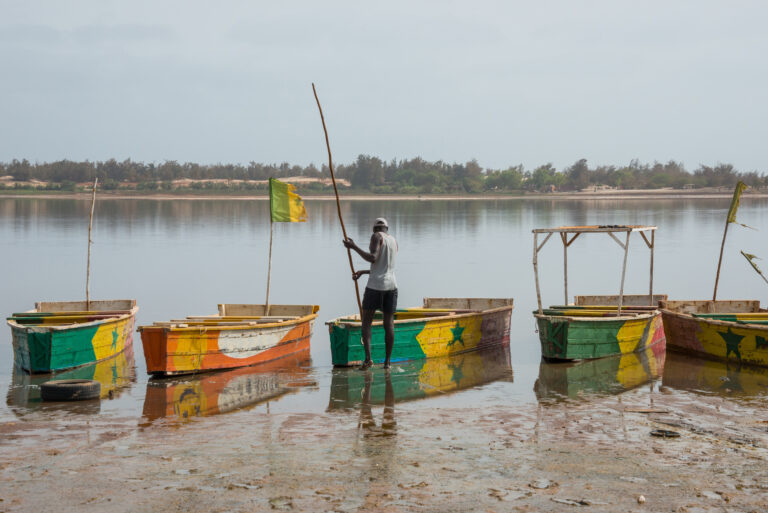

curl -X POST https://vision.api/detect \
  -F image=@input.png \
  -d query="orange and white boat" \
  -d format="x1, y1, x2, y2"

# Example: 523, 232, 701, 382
138, 304, 318, 376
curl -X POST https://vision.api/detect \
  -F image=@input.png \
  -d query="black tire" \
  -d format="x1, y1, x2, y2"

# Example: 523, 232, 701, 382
40, 379, 101, 402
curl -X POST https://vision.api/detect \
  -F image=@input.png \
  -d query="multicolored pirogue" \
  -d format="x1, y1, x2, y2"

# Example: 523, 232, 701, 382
7, 299, 138, 373
327, 298, 514, 367
532, 225, 665, 361
139, 304, 319, 376
660, 300, 768, 368
535, 295, 667, 361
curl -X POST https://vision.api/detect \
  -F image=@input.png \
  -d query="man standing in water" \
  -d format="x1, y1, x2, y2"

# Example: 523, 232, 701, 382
343, 217, 398, 370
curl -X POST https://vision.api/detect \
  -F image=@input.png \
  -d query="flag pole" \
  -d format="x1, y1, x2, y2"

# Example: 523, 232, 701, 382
265, 219, 274, 316
85, 177, 98, 310
312, 83, 363, 318
712, 219, 729, 302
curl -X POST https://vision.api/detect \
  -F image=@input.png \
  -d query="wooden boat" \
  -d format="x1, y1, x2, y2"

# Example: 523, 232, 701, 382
660, 300, 768, 367
7, 345, 136, 414
139, 304, 319, 376
7, 299, 138, 373
536, 295, 667, 361
142, 348, 313, 422
532, 225, 666, 361
327, 297, 514, 367
328, 344, 513, 409
534, 342, 665, 402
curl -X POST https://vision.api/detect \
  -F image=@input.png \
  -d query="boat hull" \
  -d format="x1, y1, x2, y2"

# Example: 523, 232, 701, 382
141, 319, 316, 375
535, 310, 665, 361
661, 309, 768, 367
9, 308, 137, 374
328, 305, 513, 366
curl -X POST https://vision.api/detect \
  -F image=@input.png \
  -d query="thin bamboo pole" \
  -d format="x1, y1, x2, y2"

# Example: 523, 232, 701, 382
533, 232, 543, 314
713, 219, 730, 302
649, 230, 654, 305
312, 83, 362, 317
265, 220, 274, 315
561, 233, 568, 305
617, 231, 631, 314
85, 177, 98, 310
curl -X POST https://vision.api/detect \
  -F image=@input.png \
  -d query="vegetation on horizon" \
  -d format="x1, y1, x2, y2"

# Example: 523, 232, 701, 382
0, 156, 764, 194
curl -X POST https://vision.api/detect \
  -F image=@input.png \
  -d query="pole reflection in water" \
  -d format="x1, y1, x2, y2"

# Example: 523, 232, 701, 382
6, 345, 137, 417
534, 343, 666, 402
142, 349, 314, 422
662, 350, 768, 400
328, 345, 513, 410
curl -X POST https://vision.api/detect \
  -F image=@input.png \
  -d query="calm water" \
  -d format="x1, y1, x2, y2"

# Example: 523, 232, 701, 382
2, 196, 768, 422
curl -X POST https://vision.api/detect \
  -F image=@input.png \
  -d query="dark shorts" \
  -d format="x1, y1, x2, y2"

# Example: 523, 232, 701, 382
362, 287, 398, 314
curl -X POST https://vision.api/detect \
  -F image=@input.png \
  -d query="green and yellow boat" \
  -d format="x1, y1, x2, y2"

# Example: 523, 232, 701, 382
8, 299, 138, 373
327, 297, 514, 367
660, 300, 768, 367
532, 225, 666, 361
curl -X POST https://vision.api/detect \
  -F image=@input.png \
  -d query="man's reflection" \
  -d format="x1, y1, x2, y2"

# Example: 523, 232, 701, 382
359, 370, 396, 437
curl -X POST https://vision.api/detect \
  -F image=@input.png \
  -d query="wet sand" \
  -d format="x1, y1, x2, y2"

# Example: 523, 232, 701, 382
2, 378, 767, 512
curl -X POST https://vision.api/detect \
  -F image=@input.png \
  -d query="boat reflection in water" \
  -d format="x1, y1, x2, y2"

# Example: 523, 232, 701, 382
662, 350, 768, 400
328, 345, 513, 410
534, 342, 666, 402
6, 345, 137, 417
142, 349, 314, 422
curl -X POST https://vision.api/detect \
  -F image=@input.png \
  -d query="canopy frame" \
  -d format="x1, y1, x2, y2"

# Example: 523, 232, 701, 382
532, 225, 656, 315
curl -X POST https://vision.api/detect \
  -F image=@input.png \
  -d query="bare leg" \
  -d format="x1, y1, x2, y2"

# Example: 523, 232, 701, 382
383, 311, 395, 368
360, 309, 376, 368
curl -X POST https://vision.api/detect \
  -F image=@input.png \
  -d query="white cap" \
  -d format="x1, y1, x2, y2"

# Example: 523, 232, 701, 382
374, 217, 388, 228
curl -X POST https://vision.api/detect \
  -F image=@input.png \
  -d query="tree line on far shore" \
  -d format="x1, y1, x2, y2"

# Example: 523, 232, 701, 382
0, 156, 764, 194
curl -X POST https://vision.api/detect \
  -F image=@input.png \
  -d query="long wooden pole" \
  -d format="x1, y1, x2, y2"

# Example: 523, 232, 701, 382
85, 177, 98, 310
265, 220, 274, 315
312, 83, 362, 317
533, 232, 543, 314
617, 231, 631, 314
713, 219, 730, 302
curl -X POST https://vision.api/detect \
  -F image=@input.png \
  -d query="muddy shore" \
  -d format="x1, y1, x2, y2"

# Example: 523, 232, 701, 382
2, 379, 766, 513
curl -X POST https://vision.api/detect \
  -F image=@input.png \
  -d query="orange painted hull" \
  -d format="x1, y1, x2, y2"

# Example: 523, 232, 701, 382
140, 319, 315, 375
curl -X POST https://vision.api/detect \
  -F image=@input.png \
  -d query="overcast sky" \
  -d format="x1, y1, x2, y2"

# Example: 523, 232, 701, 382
1, 1, 766, 172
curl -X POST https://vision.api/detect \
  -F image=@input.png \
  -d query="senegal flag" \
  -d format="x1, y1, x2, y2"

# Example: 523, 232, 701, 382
726, 181, 747, 225
269, 178, 307, 222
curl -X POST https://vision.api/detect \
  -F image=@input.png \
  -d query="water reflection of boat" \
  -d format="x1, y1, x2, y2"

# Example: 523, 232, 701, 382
662, 350, 768, 398
142, 349, 314, 421
6, 345, 136, 414
534, 342, 665, 401
328, 345, 513, 409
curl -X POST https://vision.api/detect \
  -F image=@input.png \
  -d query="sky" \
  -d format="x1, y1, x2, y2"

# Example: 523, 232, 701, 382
1, 0, 766, 172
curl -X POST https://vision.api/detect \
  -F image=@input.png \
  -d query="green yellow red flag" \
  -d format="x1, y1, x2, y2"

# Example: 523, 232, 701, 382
741, 251, 768, 285
726, 181, 747, 225
269, 178, 307, 223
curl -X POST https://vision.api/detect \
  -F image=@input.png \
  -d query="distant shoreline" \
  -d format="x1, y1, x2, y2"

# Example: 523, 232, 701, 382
0, 189, 765, 201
